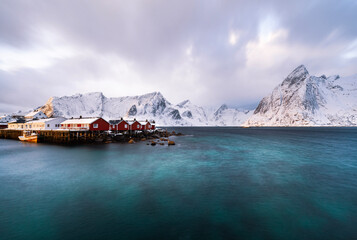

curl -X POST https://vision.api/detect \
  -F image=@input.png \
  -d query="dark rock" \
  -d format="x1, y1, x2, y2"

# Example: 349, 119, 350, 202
214, 104, 228, 116
169, 109, 182, 120
182, 110, 193, 118
128, 105, 137, 116
282, 65, 309, 87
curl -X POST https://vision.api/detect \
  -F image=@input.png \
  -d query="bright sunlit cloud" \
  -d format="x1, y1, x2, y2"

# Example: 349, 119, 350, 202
342, 39, 357, 59
0, 28, 76, 72
258, 15, 280, 43
229, 30, 240, 46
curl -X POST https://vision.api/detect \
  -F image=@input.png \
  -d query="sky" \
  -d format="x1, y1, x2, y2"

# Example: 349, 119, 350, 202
1, 0, 357, 113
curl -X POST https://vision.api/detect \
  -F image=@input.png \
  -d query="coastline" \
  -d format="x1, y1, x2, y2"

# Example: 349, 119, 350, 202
0, 129, 182, 145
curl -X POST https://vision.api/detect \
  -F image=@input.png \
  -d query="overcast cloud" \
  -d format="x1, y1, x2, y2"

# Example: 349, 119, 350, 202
1, 0, 357, 113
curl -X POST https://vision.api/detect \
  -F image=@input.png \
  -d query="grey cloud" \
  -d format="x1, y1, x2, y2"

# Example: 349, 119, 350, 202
0, 0, 357, 112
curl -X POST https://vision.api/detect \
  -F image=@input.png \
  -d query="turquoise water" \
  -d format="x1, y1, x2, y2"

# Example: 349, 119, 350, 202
0, 127, 356, 240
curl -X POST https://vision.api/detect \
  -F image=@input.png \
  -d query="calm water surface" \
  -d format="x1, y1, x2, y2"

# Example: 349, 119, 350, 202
0, 127, 356, 240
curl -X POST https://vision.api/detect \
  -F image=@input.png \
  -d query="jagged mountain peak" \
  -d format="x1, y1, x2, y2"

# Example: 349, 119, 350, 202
177, 100, 191, 107
140, 91, 163, 98
282, 64, 309, 87
214, 104, 228, 116
75, 92, 104, 98
218, 104, 228, 111
245, 65, 357, 126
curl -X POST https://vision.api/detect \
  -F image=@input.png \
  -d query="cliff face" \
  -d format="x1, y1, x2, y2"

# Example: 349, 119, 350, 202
40, 97, 55, 117
244, 65, 357, 126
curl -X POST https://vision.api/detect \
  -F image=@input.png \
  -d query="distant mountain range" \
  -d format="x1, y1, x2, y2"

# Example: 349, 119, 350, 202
35, 65, 357, 126
38, 91, 252, 126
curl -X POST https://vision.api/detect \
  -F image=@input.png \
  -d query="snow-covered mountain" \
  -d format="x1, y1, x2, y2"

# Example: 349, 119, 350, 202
213, 104, 252, 126
39, 92, 252, 126
36, 65, 357, 127
244, 65, 357, 126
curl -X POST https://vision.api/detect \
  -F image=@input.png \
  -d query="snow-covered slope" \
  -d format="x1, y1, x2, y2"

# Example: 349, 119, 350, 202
244, 65, 357, 126
213, 104, 253, 126
39, 92, 252, 126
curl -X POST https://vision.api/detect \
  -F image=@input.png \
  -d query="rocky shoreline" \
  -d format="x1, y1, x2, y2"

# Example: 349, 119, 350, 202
110, 130, 182, 146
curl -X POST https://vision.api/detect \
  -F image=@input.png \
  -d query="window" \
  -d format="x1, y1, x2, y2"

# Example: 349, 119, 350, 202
47, 124, 50, 127
137, 124, 140, 128
125, 124, 127, 128
93, 123, 98, 128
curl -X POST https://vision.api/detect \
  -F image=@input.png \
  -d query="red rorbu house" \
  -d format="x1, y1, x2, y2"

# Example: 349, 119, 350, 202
109, 119, 129, 132
139, 121, 155, 130
127, 119, 142, 131
60, 117, 109, 131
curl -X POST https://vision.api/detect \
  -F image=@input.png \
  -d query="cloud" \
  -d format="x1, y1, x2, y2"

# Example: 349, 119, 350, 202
0, 28, 77, 72
0, 0, 357, 112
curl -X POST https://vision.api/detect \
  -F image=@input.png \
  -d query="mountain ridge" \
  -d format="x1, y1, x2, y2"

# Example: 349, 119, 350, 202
39, 91, 252, 126
36, 65, 357, 126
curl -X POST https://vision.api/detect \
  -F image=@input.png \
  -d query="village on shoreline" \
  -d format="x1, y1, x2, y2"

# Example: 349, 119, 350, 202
0, 109, 181, 145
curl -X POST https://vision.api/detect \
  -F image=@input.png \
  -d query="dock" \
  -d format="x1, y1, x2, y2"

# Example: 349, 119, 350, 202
0, 129, 174, 145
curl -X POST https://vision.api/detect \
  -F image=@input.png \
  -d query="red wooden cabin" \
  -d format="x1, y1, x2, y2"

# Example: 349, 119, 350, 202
61, 117, 109, 131
128, 120, 141, 131
109, 119, 129, 131
139, 121, 152, 130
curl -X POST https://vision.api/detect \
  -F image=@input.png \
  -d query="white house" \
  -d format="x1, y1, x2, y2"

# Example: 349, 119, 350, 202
24, 117, 67, 130
0, 115, 14, 123
8, 120, 26, 130
25, 110, 47, 120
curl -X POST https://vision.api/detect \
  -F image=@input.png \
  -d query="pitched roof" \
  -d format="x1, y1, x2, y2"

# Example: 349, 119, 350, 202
27, 117, 66, 124
9, 119, 26, 124
109, 119, 127, 125
25, 110, 45, 117
61, 118, 100, 124
126, 120, 141, 125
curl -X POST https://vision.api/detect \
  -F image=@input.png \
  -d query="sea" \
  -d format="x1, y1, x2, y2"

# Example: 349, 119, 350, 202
0, 127, 356, 240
